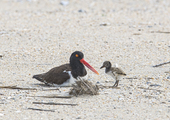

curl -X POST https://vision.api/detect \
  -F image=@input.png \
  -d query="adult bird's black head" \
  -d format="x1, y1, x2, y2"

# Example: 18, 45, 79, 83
70, 51, 99, 78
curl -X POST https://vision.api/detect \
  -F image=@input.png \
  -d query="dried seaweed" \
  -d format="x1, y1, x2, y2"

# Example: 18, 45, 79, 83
69, 80, 99, 96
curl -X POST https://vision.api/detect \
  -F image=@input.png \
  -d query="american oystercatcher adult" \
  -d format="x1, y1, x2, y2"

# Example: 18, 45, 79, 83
100, 61, 126, 87
33, 51, 99, 86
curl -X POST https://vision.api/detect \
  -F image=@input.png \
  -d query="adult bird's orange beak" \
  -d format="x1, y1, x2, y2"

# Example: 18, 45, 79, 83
80, 58, 99, 75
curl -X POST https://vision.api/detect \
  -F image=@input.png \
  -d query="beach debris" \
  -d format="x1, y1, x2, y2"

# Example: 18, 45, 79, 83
78, 9, 85, 13
60, 1, 69, 6
100, 23, 110, 26
33, 102, 78, 106
133, 33, 141, 35
152, 61, 170, 67
76, 117, 81, 119
0, 55, 2, 58
149, 84, 161, 87
27, 108, 55, 112
69, 80, 99, 96
0, 85, 37, 90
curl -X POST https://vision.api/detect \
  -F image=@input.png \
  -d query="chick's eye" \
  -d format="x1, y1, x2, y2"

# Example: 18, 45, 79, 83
75, 54, 79, 57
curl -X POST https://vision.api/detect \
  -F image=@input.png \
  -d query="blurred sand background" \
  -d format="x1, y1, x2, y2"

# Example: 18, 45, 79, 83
0, 0, 170, 119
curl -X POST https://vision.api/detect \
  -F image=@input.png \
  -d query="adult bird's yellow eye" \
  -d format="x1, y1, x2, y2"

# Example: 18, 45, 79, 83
75, 54, 79, 57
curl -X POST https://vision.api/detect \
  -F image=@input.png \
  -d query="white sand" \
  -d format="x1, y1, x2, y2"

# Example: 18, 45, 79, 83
0, 0, 170, 119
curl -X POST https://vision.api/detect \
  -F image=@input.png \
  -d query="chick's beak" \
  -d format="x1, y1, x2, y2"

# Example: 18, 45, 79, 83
100, 65, 105, 69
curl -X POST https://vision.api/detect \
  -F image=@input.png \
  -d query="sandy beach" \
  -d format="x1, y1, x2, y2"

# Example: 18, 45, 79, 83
0, 0, 170, 119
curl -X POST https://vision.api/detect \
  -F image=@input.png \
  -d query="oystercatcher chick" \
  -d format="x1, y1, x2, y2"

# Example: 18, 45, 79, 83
33, 51, 99, 87
100, 61, 126, 87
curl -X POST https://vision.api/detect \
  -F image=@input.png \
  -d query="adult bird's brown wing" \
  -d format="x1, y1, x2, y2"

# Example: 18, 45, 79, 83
33, 64, 72, 85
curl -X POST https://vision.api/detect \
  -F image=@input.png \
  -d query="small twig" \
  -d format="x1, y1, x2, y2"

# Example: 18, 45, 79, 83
0, 86, 37, 90
151, 31, 170, 34
33, 102, 78, 106
165, 71, 170, 74
125, 77, 138, 79
133, 33, 141, 35
153, 61, 170, 67
27, 108, 55, 112
41, 88, 60, 91
149, 84, 161, 87
31, 95, 72, 99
